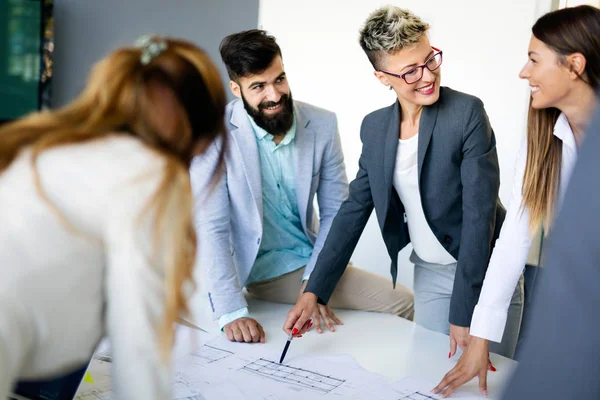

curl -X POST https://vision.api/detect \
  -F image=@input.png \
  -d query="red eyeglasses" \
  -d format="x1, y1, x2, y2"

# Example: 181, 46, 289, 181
378, 47, 443, 84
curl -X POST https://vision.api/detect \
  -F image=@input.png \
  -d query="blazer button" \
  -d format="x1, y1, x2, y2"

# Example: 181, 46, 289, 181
443, 235, 452, 244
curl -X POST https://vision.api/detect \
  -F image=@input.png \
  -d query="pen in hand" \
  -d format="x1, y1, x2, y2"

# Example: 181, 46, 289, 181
279, 319, 312, 364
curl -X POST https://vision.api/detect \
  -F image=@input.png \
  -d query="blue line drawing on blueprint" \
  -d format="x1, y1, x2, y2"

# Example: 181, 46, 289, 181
190, 344, 233, 364
397, 392, 438, 400
172, 370, 210, 400
240, 358, 345, 394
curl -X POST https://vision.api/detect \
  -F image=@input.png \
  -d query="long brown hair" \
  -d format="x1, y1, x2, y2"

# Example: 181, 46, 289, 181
522, 5, 600, 232
0, 37, 227, 356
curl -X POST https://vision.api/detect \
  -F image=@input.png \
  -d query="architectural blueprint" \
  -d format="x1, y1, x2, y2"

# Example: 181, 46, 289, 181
75, 329, 486, 400
169, 332, 387, 400
76, 329, 387, 400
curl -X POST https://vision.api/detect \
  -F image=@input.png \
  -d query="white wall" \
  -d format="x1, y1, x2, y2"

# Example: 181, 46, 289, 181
560, 0, 600, 8
259, 0, 554, 291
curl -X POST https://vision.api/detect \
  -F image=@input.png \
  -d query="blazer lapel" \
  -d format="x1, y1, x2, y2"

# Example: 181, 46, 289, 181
230, 101, 263, 219
294, 104, 315, 233
417, 101, 439, 182
382, 101, 401, 208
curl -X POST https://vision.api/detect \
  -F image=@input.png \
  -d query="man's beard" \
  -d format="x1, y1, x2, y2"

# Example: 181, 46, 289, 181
242, 92, 294, 137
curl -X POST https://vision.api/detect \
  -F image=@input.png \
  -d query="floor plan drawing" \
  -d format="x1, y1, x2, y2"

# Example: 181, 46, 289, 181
397, 392, 438, 400
382, 376, 485, 400
174, 395, 207, 400
74, 328, 405, 400
240, 358, 345, 394
190, 344, 233, 364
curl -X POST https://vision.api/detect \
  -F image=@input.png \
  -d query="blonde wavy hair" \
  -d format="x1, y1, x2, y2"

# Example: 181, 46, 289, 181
0, 37, 227, 357
359, 5, 430, 70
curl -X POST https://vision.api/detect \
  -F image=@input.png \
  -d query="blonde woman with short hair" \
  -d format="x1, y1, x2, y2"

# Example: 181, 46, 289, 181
0, 37, 226, 399
285, 5, 522, 361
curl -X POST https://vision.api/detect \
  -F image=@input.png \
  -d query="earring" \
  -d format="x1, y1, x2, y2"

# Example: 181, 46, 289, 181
388, 85, 393, 91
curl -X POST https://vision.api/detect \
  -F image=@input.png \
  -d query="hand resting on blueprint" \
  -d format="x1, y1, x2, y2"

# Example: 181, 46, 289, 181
433, 336, 492, 398
224, 318, 266, 343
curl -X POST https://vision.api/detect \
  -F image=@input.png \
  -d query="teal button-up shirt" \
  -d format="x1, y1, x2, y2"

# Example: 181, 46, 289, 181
218, 114, 314, 329
247, 115, 313, 283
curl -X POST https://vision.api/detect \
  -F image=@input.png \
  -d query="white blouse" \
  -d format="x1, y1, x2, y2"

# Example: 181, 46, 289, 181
0, 136, 174, 399
471, 113, 578, 342
393, 134, 456, 265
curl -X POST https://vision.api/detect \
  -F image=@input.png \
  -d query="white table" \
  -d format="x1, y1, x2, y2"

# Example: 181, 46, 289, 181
192, 296, 518, 399
11, 297, 518, 400
12, 296, 518, 400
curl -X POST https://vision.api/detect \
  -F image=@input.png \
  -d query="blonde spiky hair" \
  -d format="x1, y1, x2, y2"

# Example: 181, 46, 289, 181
359, 5, 430, 69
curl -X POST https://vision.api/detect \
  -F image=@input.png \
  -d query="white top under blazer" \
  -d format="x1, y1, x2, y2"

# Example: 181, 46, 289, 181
393, 133, 457, 265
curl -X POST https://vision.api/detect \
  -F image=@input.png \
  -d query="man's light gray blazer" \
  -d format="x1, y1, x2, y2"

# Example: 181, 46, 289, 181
190, 99, 347, 320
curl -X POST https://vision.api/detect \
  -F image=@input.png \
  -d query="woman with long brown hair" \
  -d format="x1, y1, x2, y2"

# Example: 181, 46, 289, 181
0, 36, 226, 399
435, 5, 600, 397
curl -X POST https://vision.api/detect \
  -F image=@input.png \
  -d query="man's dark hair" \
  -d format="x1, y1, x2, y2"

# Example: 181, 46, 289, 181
219, 29, 282, 82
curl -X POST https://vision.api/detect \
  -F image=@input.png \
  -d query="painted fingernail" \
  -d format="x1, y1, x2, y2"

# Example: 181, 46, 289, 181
292, 328, 299, 335
482, 390, 488, 396
490, 365, 497, 372
448, 352, 452, 358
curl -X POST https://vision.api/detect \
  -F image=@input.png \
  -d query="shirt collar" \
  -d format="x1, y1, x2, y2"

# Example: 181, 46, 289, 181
554, 112, 577, 151
247, 112, 297, 146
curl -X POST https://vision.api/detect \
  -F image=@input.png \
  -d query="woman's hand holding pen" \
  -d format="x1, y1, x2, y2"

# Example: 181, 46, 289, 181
284, 283, 344, 336
294, 281, 343, 334
283, 292, 318, 336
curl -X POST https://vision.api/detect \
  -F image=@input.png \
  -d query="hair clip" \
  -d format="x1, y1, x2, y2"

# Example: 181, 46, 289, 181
135, 35, 168, 65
